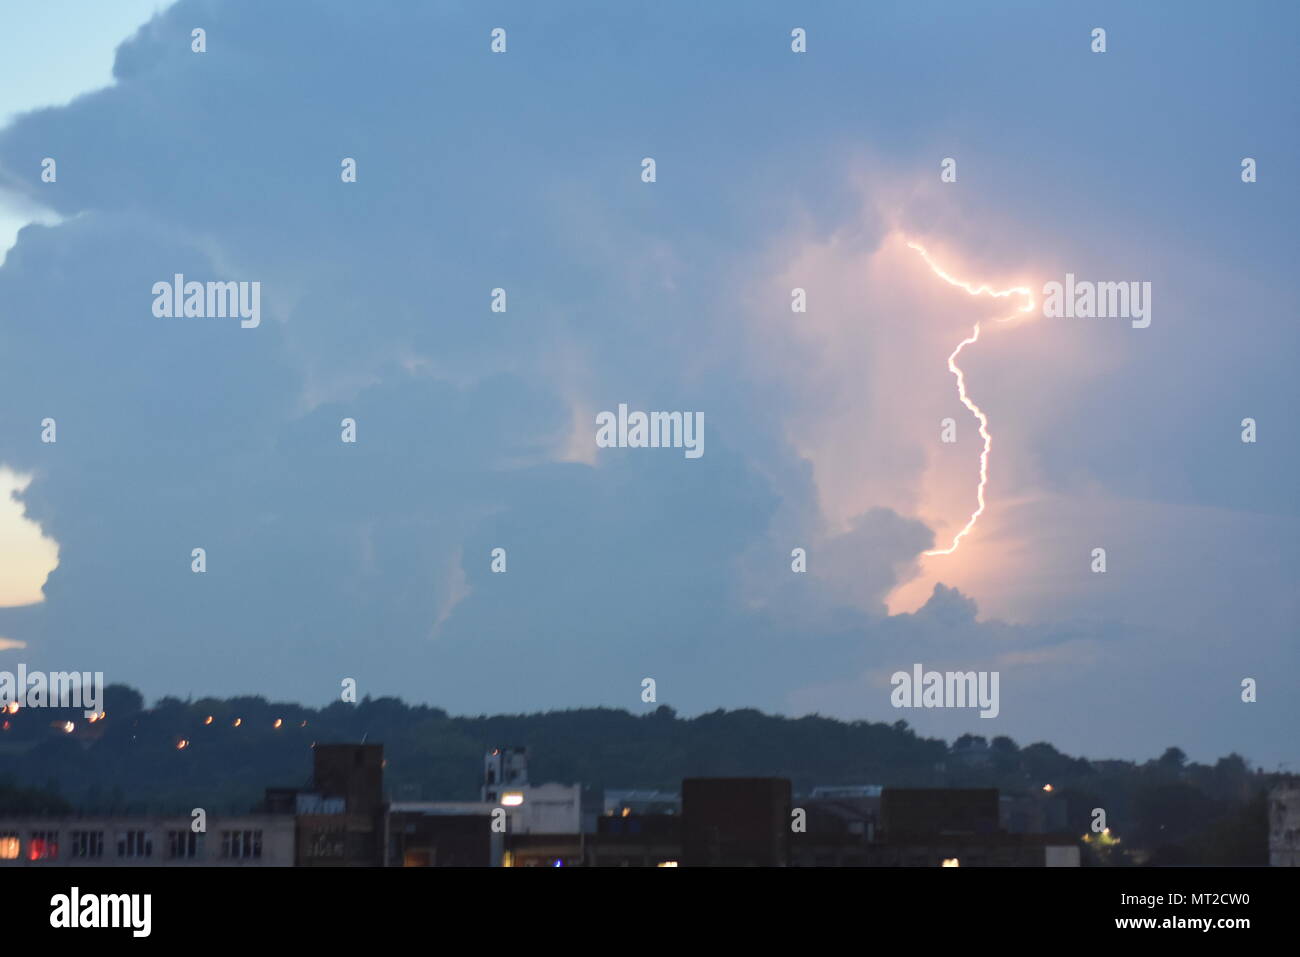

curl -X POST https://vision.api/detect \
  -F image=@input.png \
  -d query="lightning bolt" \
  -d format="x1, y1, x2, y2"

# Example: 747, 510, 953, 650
905, 240, 1036, 557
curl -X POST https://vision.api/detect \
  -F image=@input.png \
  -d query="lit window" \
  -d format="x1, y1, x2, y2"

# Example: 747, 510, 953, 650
28, 831, 58, 861
0, 833, 19, 859
501, 792, 524, 807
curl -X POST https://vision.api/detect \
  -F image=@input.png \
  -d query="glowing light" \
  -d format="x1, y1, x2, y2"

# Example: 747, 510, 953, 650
942, 858, 960, 867
176, 738, 189, 750
657, 861, 679, 867
1042, 784, 1054, 792
26, 835, 55, 860
87, 713, 98, 724
60, 721, 75, 733
273, 718, 283, 729
907, 241, 1034, 315
232, 718, 242, 727
4, 702, 18, 714
906, 240, 1036, 556
501, 792, 525, 807
204, 715, 213, 725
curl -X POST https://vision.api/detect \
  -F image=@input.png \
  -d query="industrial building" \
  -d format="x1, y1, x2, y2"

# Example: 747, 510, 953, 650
0, 742, 1083, 867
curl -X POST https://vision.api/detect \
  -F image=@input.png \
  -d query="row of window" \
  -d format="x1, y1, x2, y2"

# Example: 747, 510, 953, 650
0, 829, 263, 861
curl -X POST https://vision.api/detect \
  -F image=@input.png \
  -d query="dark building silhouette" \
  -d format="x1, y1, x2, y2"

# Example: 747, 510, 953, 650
275, 743, 386, 867
314, 743, 385, 816
0, 741, 1082, 867
682, 778, 791, 866
882, 788, 999, 840
388, 813, 499, 867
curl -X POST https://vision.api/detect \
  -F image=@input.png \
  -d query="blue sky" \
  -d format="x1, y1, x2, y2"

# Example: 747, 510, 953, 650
0, 0, 1295, 767
0, 0, 165, 255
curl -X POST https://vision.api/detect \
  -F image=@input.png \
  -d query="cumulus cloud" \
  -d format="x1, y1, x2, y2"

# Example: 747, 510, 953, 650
0, 0, 1294, 765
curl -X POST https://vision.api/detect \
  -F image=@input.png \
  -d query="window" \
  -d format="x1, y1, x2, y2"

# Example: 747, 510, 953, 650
167, 830, 204, 860
28, 831, 58, 861
70, 830, 105, 859
307, 827, 345, 858
117, 830, 153, 859
0, 833, 19, 860
221, 829, 263, 860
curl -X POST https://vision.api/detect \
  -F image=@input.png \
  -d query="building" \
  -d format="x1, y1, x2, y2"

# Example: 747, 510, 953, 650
999, 791, 1067, 834
872, 787, 1078, 867
482, 746, 529, 803
0, 814, 295, 866
784, 786, 1080, 866
1269, 783, 1300, 867
808, 785, 882, 800
0, 741, 385, 868
790, 789, 880, 866
266, 742, 387, 866
387, 746, 590, 865
387, 809, 503, 867
590, 813, 682, 867
603, 789, 680, 817
0, 743, 1086, 867
882, 787, 1000, 840
475, 746, 585, 834
682, 777, 791, 866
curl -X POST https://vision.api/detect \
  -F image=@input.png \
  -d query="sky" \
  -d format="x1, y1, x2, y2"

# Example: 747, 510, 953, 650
0, 0, 1295, 768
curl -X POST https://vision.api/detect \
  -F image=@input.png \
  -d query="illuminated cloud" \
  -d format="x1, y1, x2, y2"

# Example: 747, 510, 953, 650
0, 1, 1293, 767
0, 468, 58, 607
